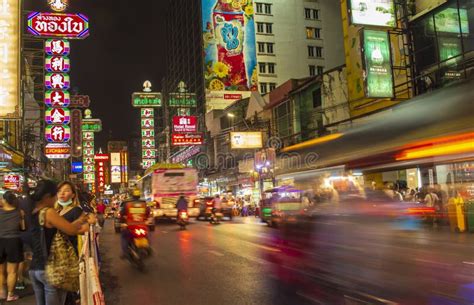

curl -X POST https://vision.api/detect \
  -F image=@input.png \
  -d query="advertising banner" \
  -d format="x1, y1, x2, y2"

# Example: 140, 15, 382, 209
110, 153, 121, 183
168, 92, 197, 108
171, 146, 201, 164
71, 109, 82, 157
362, 30, 394, 98
27, 12, 90, 38
173, 116, 198, 133
45, 73, 70, 90
202, 0, 258, 111
0, 0, 20, 118
131, 92, 162, 107
172, 133, 204, 146
45, 107, 70, 124
45, 39, 70, 55
70, 95, 90, 108
348, 0, 395, 27
45, 125, 71, 142
44, 143, 71, 159
230, 132, 263, 149
45, 90, 70, 107
45, 56, 70, 72
4, 174, 20, 190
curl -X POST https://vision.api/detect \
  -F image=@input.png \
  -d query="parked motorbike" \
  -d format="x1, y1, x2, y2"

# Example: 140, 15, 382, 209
126, 224, 152, 271
177, 210, 189, 230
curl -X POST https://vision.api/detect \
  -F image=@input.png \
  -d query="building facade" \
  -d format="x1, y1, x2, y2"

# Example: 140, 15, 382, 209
254, 0, 345, 94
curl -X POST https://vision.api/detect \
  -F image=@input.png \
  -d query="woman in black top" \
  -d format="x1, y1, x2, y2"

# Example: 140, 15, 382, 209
29, 180, 88, 305
0, 191, 24, 301
56, 182, 91, 253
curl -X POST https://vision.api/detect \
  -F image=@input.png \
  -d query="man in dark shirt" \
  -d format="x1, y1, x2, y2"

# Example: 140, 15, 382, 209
17, 196, 33, 290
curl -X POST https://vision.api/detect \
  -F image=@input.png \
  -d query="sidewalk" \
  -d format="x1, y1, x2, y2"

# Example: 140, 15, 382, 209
7, 285, 35, 305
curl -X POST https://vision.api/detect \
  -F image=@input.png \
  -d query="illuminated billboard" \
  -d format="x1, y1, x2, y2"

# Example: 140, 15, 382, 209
0, 0, 20, 118
27, 12, 90, 39
348, 0, 396, 27
362, 30, 394, 98
110, 152, 121, 183
230, 132, 263, 149
202, 0, 258, 112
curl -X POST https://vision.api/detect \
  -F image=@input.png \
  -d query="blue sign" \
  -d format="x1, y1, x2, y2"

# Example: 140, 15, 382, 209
71, 162, 83, 173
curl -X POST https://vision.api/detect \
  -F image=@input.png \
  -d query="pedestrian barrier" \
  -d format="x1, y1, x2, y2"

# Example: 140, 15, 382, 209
79, 225, 105, 305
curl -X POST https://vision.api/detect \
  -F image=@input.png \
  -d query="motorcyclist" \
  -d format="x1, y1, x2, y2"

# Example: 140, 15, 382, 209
120, 189, 150, 258
176, 194, 188, 213
211, 194, 222, 218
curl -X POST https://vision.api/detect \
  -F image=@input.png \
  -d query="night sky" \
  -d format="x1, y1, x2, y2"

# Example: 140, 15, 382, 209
24, 0, 167, 149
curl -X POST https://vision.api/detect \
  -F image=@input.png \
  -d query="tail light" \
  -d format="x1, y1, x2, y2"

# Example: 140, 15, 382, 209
133, 228, 147, 237
206, 201, 213, 206
180, 212, 189, 219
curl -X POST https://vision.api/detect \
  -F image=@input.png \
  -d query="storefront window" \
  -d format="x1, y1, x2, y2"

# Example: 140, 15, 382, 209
412, 1, 474, 71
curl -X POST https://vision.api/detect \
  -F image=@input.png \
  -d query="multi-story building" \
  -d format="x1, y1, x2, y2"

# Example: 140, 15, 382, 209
254, 0, 345, 94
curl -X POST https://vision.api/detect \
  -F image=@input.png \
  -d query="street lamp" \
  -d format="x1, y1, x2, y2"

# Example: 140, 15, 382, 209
227, 112, 250, 130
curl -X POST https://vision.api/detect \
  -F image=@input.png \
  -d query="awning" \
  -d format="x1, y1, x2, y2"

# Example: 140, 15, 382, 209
277, 78, 474, 174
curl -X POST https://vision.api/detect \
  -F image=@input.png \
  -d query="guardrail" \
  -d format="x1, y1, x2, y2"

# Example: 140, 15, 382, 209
79, 225, 105, 305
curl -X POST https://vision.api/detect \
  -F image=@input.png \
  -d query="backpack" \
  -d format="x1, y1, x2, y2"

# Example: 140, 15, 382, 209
39, 208, 80, 292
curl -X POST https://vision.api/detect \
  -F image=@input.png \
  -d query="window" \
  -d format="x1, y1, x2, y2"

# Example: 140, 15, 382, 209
308, 46, 315, 57
258, 42, 265, 53
267, 43, 274, 54
306, 27, 321, 39
264, 3, 272, 14
316, 47, 323, 58
312, 89, 322, 108
269, 83, 276, 91
260, 83, 268, 94
259, 62, 266, 74
256, 3, 263, 14
313, 9, 320, 20
305, 8, 320, 20
268, 63, 275, 74
309, 65, 316, 76
266, 23, 273, 34
257, 22, 273, 34
317, 66, 324, 75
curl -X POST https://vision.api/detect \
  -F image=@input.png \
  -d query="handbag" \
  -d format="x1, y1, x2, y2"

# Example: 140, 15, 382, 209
39, 208, 80, 292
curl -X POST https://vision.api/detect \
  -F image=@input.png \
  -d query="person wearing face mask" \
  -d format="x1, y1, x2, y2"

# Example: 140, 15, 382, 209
29, 180, 89, 305
56, 182, 91, 254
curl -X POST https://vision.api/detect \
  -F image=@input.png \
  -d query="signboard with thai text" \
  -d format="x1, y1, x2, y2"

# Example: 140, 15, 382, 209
27, 12, 90, 39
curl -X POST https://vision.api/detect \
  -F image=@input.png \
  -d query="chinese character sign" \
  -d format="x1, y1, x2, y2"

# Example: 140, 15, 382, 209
140, 107, 156, 169
0, 0, 20, 118
82, 131, 95, 184
45, 39, 70, 55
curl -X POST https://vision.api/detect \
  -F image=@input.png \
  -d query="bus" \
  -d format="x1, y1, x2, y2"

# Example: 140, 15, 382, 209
138, 163, 200, 220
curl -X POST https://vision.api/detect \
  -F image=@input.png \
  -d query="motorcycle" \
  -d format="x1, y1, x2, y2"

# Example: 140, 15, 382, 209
209, 209, 223, 225
177, 210, 189, 230
125, 224, 152, 270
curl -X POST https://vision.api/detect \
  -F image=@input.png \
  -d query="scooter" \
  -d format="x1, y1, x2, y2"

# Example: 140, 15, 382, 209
126, 224, 152, 271
177, 210, 189, 230
209, 209, 223, 225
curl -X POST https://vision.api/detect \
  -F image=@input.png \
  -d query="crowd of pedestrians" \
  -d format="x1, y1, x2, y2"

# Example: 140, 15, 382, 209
0, 179, 98, 305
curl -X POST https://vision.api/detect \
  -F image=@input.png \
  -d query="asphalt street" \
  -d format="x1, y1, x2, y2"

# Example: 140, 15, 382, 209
98, 216, 474, 305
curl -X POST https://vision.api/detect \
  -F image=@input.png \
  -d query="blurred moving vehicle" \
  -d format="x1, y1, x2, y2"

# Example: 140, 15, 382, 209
198, 196, 233, 220
261, 186, 307, 227
137, 164, 200, 221
177, 210, 189, 230
123, 224, 152, 271
114, 200, 155, 233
